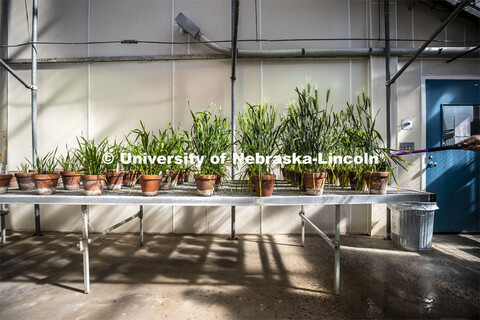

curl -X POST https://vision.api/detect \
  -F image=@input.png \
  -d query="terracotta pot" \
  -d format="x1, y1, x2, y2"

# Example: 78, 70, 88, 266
123, 171, 139, 187
159, 174, 171, 190
364, 172, 390, 195
0, 174, 13, 194
16, 172, 36, 190
194, 174, 216, 197
349, 172, 366, 191
169, 171, 180, 188
61, 172, 82, 190
284, 169, 292, 183
214, 175, 223, 191
252, 174, 276, 197
303, 172, 326, 196
33, 174, 60, 195
106, 172, 124, 191
140, 175, 162, 196
82, 175, 105, 196
8, 171, 18, 189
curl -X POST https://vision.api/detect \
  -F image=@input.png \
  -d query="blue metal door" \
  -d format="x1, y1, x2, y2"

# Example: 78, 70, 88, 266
426, 80, 480, 232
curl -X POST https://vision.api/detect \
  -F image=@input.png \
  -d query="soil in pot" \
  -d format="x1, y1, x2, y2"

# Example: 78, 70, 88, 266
159, 175, 171, 190
61, 172, 82, 190
33, 174, 60, 195
82, 175, 105, 196
214, 175, 223, 191
194, 174, 216, 196
252, 174, 276, 197
140, 175, 162, 196
106, 172, 124, 191
349, 172, 366, 191
123, 171, 139, 187
0, 174, 13, 194
303, 172, 326, 196
364, 172, 389, 195
16, 172, 36, 190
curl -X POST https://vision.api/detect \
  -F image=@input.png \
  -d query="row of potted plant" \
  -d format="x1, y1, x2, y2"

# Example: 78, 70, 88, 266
279, 85, 409, 195
0, 83, 408, 197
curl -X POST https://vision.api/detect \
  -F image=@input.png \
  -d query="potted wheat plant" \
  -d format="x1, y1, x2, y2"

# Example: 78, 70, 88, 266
238, 102, 282, 197
186, 106, 232, 196
75, 136, 109, 196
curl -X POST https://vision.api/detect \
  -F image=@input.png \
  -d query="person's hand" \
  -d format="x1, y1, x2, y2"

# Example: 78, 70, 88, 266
459, 135, 480, 152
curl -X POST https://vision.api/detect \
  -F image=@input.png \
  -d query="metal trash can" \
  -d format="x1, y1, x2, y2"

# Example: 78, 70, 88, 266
388, 202, 439, 252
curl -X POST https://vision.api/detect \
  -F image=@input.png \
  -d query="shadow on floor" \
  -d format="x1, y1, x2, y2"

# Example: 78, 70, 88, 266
1, 232, 479, 319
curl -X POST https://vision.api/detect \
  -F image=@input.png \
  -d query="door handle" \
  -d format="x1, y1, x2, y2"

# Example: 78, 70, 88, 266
428, 161, 438, 168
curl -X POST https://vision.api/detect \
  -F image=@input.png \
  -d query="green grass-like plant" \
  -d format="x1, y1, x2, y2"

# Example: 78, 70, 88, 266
282, 85, 337, 174
58, 145, 78, 172
343, 92, 409, 187
237, 102, 282, 178
17, 162, 30, 173
127, 122, 165, 175
105, 140, 123, 172
75, 136, 108, 175
28, 148, 58, 174
186, 105, 232, 176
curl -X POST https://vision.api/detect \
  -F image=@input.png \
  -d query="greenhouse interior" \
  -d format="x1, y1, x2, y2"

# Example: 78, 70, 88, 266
0, 0, 479, 319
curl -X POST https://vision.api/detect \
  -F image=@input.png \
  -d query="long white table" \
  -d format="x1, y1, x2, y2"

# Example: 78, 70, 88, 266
0, 181, 435, 295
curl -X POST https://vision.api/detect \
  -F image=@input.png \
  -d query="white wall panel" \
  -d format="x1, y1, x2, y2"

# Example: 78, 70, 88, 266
8, 0, 88, 59
90, 0, 172, 56
89, 61, 173, 140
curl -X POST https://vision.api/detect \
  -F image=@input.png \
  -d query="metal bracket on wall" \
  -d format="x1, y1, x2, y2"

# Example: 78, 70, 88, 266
0, 58, 36, 90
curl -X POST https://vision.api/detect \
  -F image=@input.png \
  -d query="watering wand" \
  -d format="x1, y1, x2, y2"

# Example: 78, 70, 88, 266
390, 144, 463, 158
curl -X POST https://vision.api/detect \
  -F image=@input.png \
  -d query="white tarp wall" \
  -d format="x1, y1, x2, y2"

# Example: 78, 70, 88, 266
1, 0, 479, 235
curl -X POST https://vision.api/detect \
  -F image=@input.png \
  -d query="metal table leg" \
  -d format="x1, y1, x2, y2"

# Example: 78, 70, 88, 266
81, 205, 90, 294
1, 204, 7, 243
334, 204, 341, 295
260, 206, 263, 235
299, 204, 340, 294
300, 205, 305, 247
139, 205, 144, 247
33, 204, 42, 236
228, 206, 238, 240
386, 207, 392, 240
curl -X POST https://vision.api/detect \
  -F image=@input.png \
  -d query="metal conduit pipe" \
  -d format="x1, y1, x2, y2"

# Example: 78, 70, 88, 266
199, 34, 479, 58
176, 13, 478, 59
4, 47, 478, 65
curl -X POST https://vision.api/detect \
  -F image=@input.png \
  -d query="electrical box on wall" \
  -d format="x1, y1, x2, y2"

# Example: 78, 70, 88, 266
401, 119, 413, 130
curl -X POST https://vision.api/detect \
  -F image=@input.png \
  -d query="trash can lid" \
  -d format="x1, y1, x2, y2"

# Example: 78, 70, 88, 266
387, 202, 439, 211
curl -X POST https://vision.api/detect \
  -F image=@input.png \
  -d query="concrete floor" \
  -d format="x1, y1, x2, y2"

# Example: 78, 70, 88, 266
0, 232, 479, 320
